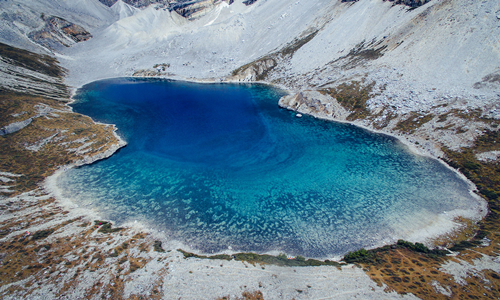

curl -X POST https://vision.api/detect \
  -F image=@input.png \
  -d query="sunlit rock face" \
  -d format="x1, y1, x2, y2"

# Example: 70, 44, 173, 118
172, 0, 225, 20
98, 0, 243, 20
29, 16, 92, 50
342, 0, 430, 7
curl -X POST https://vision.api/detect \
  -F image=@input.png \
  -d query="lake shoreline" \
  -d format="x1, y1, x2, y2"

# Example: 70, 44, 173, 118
43, 76, 487, 261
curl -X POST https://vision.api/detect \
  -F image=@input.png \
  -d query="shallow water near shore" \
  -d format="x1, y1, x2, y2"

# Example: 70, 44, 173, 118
57, 78, 482, 258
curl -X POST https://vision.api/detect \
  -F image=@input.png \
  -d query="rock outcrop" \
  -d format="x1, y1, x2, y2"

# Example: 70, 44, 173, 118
98, 0, 120, 6
231, 57, 276, 81
242, 0, 258, 5
172, 0, 223, 20
385, 0, 431, 8
0, 119, 32, 136
279, 91, 350, 121
99, 0, 234, 20
29, 16, 92, 50
473, 71, 500, 91
342, 0, 430, 7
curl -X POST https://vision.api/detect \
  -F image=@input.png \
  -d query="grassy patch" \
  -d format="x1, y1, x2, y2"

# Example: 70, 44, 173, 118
395, 112, 434, 134
0, 90, 120, 196
443, 149, 500, 202
343, 240, 448, 264
436, 112, 450, 123
0, 42, 66, 78
321, 81, 375, 120
178, 249, 342, 267
449, 108, 500, 128
474, 129, 500, 153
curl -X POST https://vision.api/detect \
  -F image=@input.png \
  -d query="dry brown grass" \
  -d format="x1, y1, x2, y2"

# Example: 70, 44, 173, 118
395, 112, 435, 134
0, 203, 157, 299
217, 290, 264, 300
0, 42, 65, 78
363, 247, 500, 299
361, 134, 500, 298
320, 81, 375, 121
0, 90, 120, 196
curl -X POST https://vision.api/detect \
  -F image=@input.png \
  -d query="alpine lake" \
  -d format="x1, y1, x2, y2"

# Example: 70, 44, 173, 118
56, 78, 482, 258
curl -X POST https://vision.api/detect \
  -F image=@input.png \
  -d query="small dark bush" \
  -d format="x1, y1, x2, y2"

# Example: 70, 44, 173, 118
344, 248, 370, 263
463, 161, 481, 170
94, 220, 123, 233
153, 241, 165, 253
449, 240, 481, 252
32, 229, 53, 240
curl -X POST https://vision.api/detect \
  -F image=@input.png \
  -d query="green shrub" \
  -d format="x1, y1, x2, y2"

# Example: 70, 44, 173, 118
344, 248, 369, 263
153, 240, 165, 253
277, 253, 287, 260
94, 220, 123, 233
32, 229, 53, 240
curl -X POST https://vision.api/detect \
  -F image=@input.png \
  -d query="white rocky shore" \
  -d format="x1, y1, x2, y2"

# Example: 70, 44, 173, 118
1, 192, 420, 299
1, 0, 500, 299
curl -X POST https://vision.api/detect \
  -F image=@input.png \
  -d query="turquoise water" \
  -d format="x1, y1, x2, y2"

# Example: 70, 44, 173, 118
57, 78, 478, 258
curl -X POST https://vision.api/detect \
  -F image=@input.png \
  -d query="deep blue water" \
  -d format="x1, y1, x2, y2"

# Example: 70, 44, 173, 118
57, 78, 478, 258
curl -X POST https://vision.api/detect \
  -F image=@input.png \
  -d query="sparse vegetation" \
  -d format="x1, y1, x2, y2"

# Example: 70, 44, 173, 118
0, 42, 66, 78
343, 240, 449, 264
442, 145, 500, 255
321, 81, 375, 120
277, 30, 319, 58
178, 249, 342, 268
32, 229, 53, 240
328, 40, 387, 70
395, 112, 434, 134
231, 29, 318, 80
153, 240, 165, 252
1, 14, 500, 300
94, 220, 123, 233
217, 290, 264, 300
371, 108, 397, 130
153, 63, 170, 71
361, 130, 500, 298
0, 89, 120, 196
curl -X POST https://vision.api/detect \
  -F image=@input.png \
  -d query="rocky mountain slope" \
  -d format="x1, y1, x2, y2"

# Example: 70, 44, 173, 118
28, 0, 494, 160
